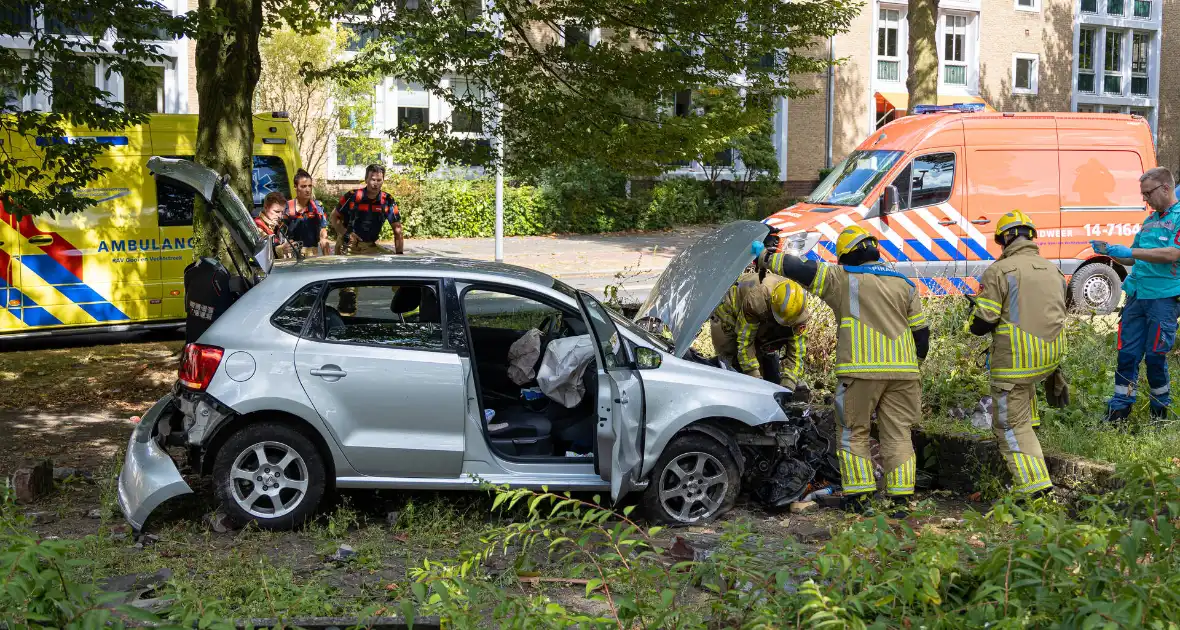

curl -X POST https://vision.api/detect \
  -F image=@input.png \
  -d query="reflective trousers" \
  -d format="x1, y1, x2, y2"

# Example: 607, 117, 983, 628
990, 382, 1052, 495
1109, 296, 1180, 413
834, 378, 919, 497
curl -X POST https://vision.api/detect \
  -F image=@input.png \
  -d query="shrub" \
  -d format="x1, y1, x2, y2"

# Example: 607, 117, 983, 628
407, 462, 1180, 628
640, 177, 711, 230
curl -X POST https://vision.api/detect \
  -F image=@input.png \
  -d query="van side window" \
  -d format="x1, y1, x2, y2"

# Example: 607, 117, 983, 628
889, 152, 956, 210
157, 154, 195, 227
252, 156, 290, 210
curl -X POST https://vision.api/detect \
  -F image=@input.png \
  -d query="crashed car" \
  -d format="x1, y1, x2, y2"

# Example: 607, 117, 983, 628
118, 157, 836, 532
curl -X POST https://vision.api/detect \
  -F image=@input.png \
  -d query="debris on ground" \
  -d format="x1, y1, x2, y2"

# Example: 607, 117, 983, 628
207, 510, 235, 533
385, 511, 400, 526
327, 544, 357, 563
99, 568, 174, 613
53, 467, 94, 482
86, 508, 103, 519
667, 536, 713, 563
24, 511, 56, 525
11, 459, 54, 503
789, 501, 817, 514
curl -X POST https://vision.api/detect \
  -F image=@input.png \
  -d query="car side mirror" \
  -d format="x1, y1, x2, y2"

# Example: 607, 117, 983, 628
881, 185, 900, 217
635, 346, 662, 370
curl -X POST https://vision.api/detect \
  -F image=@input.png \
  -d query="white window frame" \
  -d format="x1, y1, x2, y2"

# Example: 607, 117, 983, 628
558, 23, 600, 47
1012, 54, 1039, 95
1014, 0, 1040, 13
1106, 0, 1126, 16
1102, 29, 1125, 95
937, 11, 977, 93
1131, 0, 1153, 18
1077, 27, 1097, 94
875, 7, 904, 83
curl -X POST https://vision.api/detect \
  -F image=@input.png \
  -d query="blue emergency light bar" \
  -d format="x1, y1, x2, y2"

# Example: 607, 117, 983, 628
912, 102, 987, 114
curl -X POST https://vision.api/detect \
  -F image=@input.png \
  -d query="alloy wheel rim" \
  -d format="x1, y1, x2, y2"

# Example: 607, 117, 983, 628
229, 441, 309, 519
658, 451, 729, 524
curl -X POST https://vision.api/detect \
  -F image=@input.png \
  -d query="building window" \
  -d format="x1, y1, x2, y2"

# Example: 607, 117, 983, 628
877, 9, 902, 82
50, 59, 97, 113
1078, 28, 1096, 93
1131, 32, 1149, 96
125, 66, 166, 114
1107, 0, 1125, 15
1133, 0, 1151, 17
344, 23, 379, 51
673, 90, 692, 117
1104, 31, 1123, 95
1013, 54, 1038, 94
1076, 103, 1097, 113
943, 15, 968, 86
1, 2, 34, 33
1081, 0, 1097, 11
1015, 0, 1038, 11
451, 106, 482, 133
45, 8, 96, 36
397, 106, 428, 129
563, 23, 592, 48
1128, 107, 1149, 118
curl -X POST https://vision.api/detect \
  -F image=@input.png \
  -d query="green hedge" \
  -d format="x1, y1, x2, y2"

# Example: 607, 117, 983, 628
360, 176, 775, 240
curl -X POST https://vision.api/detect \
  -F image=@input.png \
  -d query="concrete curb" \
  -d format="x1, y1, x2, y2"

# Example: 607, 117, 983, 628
912, 429, 1119, 494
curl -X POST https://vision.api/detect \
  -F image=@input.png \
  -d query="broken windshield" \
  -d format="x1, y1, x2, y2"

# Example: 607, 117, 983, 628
807, 150, 904, 207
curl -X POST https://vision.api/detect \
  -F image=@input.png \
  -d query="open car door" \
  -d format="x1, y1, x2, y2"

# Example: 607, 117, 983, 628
577, 291, 645, 503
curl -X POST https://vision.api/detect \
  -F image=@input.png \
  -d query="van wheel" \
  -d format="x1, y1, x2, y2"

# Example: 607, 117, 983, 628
212, 422, 326, 530
642, 434, 739, 526
1069, 263, 1122, 314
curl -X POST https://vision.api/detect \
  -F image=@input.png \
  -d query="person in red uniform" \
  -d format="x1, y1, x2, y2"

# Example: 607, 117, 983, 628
331, 164, 403, 315
255, 192, 290, 258
281, 169, 332, 257
331, 163, 403, 256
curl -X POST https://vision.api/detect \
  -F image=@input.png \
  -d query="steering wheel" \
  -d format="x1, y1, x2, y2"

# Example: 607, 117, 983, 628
538, 312, 565, 337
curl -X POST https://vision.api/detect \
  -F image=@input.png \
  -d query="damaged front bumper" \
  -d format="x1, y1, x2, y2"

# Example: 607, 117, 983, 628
117, 394, 192, 531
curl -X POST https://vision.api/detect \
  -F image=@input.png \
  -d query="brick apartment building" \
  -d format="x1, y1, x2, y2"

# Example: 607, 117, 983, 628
782, 0, 1180, 195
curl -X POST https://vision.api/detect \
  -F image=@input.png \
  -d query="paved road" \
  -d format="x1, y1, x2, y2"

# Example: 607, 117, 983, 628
397, 225, 716, 304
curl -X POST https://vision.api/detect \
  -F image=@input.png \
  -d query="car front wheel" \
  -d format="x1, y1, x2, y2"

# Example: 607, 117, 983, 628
642, 434, 739, 526
212, 422, 326, 530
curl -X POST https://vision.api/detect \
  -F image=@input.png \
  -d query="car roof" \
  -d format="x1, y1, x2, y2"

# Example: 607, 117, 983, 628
268, 254, 558, 287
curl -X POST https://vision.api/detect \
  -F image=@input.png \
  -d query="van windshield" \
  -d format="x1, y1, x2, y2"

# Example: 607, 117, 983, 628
807, 150, 904, 207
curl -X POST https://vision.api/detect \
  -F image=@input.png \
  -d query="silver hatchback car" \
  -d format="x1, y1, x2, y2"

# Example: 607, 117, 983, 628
118, 158, 812, 531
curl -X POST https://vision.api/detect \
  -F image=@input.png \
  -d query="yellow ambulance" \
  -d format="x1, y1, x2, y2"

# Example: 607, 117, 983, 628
0, 112, 301, 337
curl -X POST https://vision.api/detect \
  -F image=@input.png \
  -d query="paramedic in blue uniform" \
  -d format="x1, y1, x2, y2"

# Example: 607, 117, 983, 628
1091, 167, 1180, 424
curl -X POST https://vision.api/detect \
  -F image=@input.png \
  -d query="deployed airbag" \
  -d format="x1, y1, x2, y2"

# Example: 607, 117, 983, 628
536, 335, 596, 408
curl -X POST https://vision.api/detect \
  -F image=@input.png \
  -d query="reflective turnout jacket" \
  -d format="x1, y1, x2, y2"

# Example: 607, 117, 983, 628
712, 272, 810, 375
972, 239, 1067, 384
770, 256, 927, 380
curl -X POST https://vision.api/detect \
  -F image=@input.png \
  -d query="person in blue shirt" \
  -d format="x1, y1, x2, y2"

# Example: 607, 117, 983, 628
1091, 167, 1180, 424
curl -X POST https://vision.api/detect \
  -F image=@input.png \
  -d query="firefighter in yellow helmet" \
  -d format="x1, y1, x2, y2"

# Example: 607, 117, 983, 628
710, 272, 811, 389
966, 210, 1066, 500
754, 225, 929, 515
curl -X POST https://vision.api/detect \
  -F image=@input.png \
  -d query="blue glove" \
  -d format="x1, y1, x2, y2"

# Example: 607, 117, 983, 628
751, 240, 766, 258
1090, 240, 1109, 255
1106, 244, 1133, 259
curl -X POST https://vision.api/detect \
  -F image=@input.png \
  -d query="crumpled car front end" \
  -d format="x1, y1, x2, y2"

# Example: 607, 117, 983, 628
117, 394, 193, 531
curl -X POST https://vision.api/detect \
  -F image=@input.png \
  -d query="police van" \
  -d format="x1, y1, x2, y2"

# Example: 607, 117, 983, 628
0, 112, 301, 337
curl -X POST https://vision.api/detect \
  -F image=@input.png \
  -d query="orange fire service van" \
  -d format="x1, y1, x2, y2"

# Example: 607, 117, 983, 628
763, 105, 1157, 314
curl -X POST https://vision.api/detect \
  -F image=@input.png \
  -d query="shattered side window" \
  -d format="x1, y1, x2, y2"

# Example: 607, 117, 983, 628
271, 282, 323, 337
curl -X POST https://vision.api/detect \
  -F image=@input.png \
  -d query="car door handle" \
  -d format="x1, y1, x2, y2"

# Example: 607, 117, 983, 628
971, 218, 991, 225
938, 219, 957, 226
310, 365, 347, 379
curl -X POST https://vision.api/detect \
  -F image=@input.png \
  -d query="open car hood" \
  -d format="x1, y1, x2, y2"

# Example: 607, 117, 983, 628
146, 156, 272, 275
634, 220, 770, 357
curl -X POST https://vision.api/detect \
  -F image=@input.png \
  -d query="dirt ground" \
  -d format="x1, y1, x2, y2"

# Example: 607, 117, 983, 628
0, 339, 181, 475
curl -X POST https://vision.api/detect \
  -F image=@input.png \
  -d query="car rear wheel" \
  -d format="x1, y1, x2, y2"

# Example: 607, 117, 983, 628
642, 434, 739, 526
213, 422, 326, 530
1069, 263, 1122, 315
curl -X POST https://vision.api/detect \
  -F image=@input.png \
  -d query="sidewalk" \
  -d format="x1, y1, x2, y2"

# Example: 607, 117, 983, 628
386, 225, 716, 303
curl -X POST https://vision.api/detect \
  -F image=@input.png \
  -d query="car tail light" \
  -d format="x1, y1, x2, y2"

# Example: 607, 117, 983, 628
179, 343, 224, 391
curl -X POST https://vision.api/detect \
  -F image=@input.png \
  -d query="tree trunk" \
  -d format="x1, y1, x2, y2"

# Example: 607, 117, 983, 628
193, 0, 263, 258
905, 0, 939, 112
